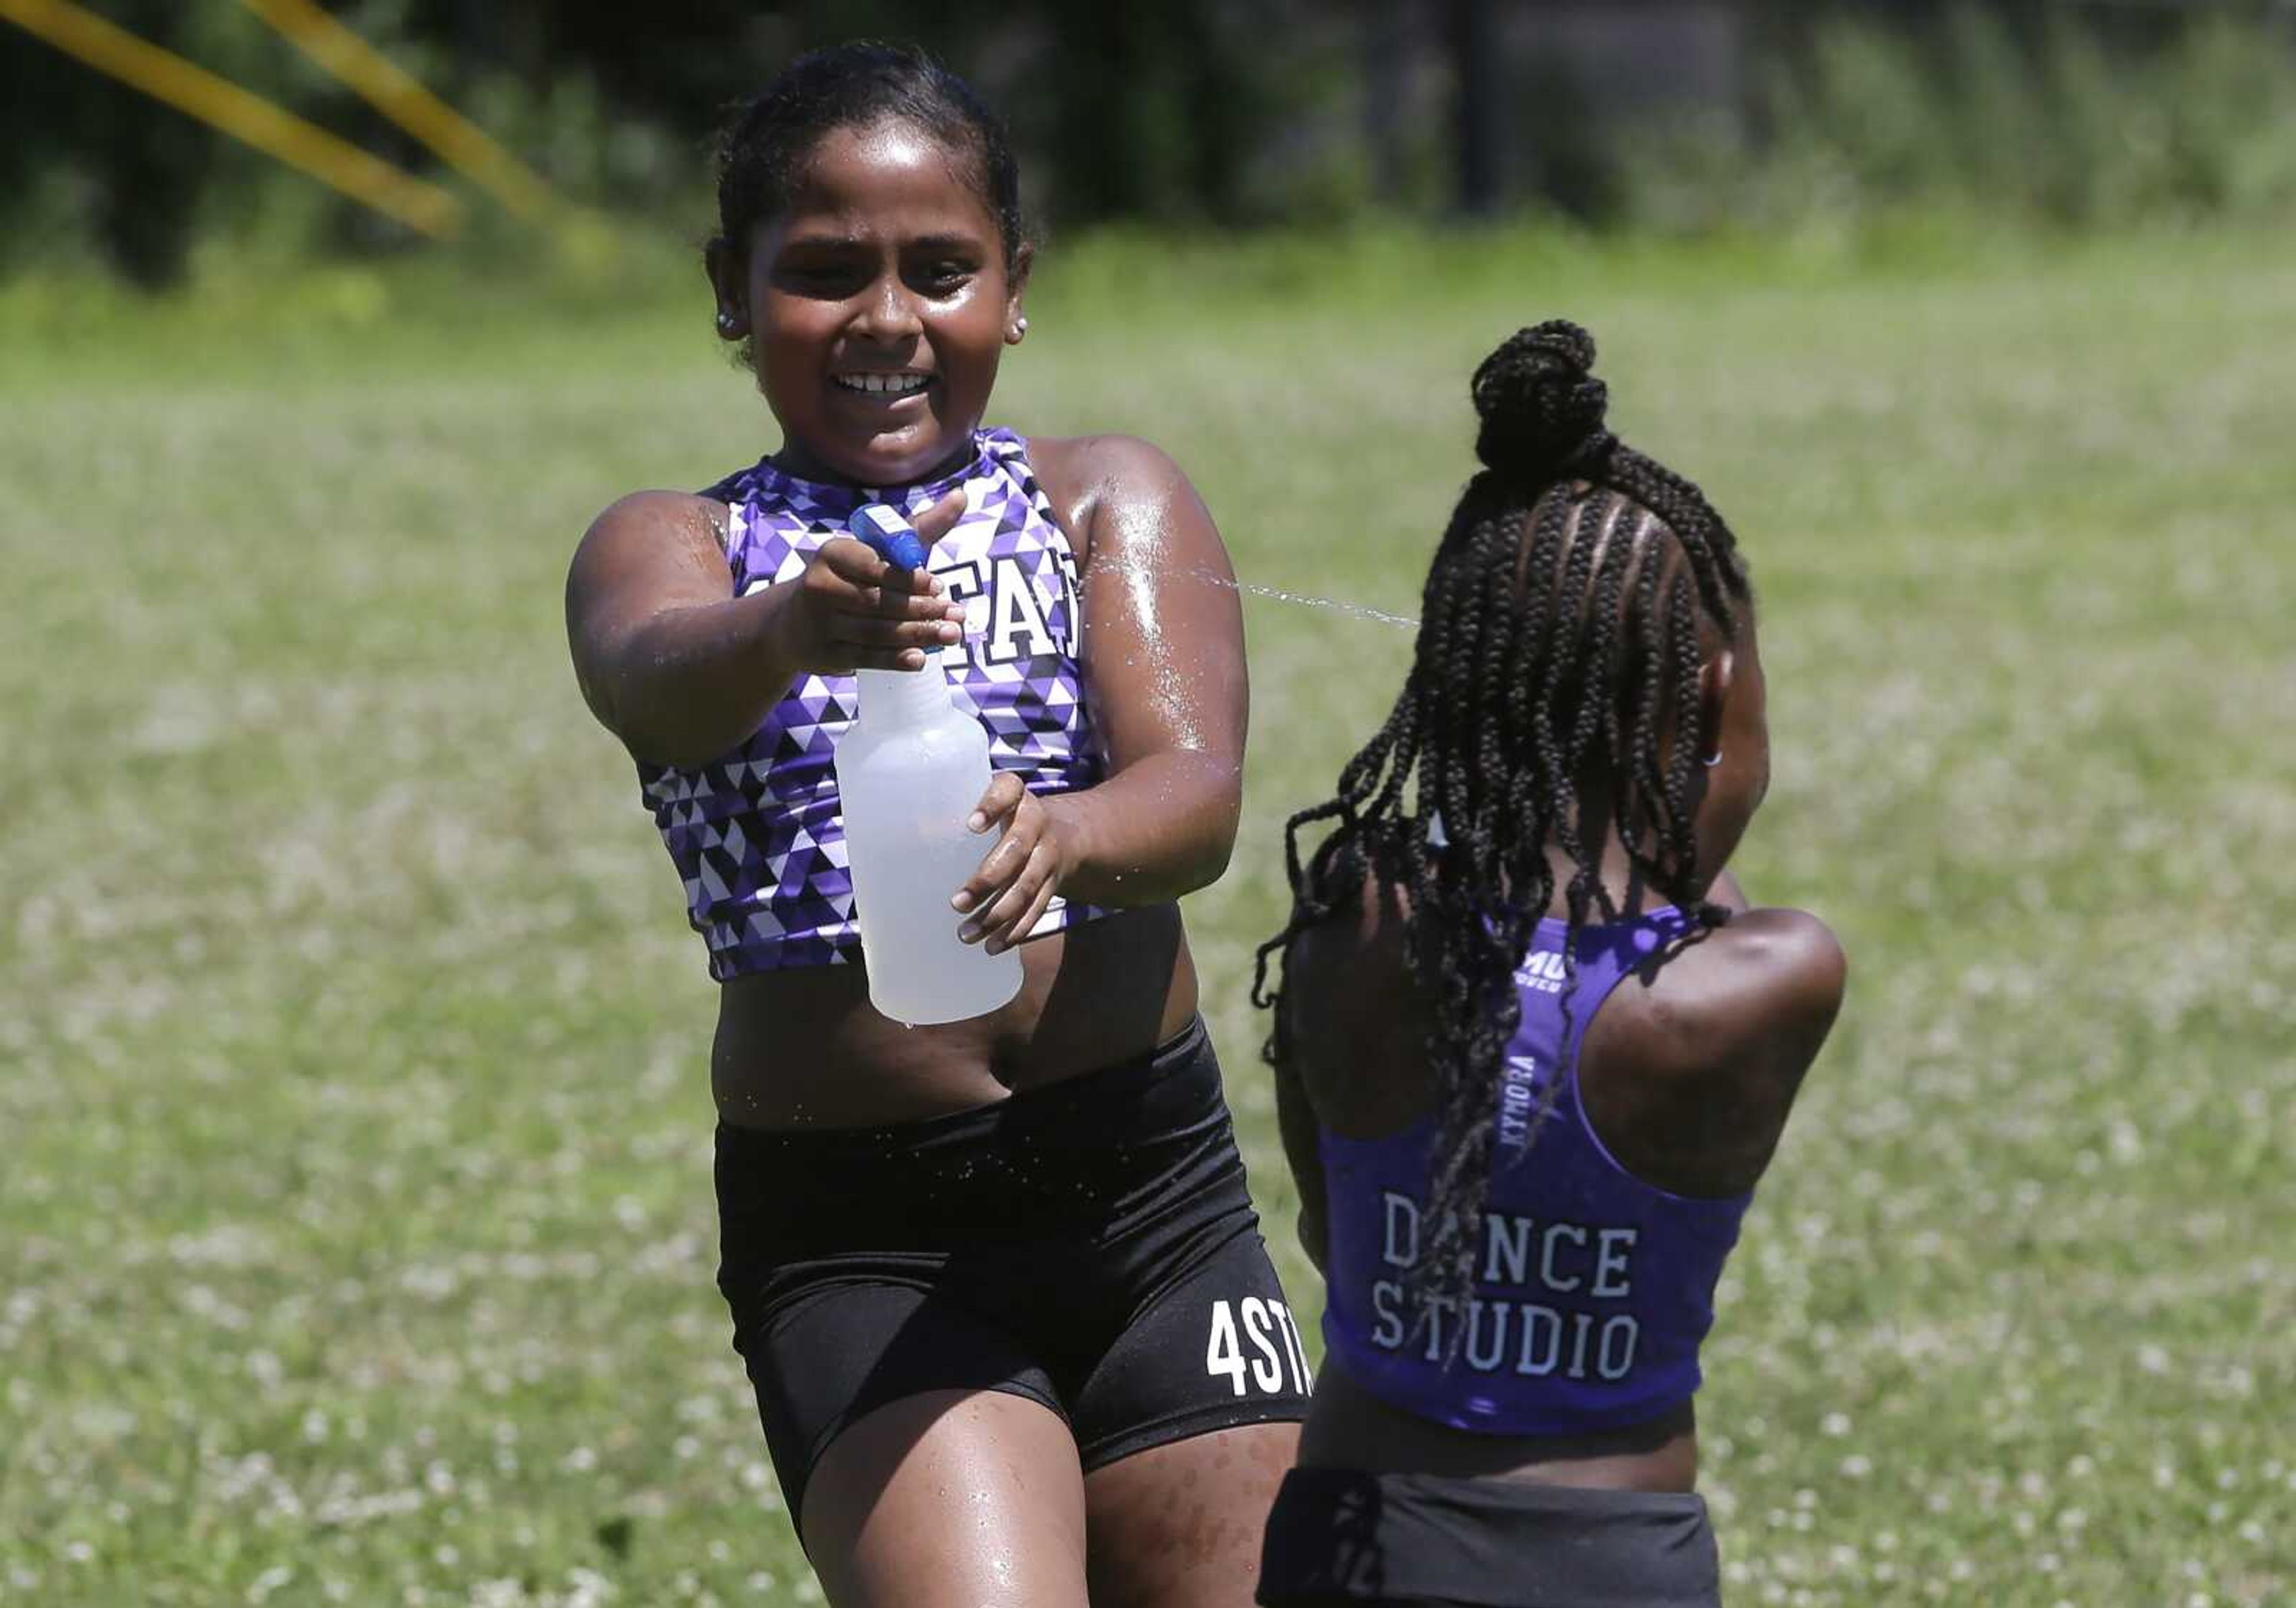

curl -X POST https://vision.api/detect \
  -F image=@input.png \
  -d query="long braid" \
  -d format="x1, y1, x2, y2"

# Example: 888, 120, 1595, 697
1253, 319, 1755, 1347
1537, 493, 1607, 920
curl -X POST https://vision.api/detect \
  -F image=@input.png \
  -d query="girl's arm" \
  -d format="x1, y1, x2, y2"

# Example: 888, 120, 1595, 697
565, 490, 967, 768
1265, 878, 1420, 1272
953, 436, 1247, 949
1271, 1005, 1331, 1271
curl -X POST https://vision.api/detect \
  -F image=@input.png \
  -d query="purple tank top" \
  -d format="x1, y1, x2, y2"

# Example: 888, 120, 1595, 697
1317, 907, 1752, 1435
640, 429, 1106, 979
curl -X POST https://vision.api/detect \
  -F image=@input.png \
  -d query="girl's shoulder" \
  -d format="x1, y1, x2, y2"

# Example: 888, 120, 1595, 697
1579, 907, 1847, 1196
1012, 430, 1189, 483
1604, 907, 1846, 1068
999, 433, 1210, 570
572, 489, 734, 583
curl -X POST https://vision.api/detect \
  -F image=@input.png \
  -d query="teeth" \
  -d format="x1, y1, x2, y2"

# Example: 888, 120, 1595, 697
839, 373, 929, 396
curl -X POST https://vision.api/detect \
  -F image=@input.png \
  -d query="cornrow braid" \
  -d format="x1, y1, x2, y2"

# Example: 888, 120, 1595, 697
1251, 320, 1754, 1348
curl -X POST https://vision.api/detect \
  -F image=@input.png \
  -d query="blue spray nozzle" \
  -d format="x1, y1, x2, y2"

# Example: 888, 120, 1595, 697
848, 503, 931, 572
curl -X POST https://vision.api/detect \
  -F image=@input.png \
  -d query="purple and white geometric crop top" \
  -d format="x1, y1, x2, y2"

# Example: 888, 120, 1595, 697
639, 428, 1106, 979
1317, 907, 1754, 1436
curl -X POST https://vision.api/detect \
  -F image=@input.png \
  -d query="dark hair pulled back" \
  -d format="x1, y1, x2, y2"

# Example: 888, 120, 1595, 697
1471, 319, 1617, 482
1253, 320, 1753, 1347
712, 41, 1025, 265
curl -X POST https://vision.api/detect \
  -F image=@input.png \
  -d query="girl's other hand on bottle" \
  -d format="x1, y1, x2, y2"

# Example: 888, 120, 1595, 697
952, 775, 1073, 954
768, 487, 970, 675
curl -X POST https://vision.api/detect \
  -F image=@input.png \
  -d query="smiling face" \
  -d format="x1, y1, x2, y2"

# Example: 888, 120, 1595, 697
708, 118, 1028, 488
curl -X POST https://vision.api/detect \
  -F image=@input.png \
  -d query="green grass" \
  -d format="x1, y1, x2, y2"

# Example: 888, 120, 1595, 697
3, 224, 2292, 1607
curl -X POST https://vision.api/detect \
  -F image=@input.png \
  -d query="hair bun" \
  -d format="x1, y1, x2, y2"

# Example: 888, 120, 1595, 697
1471, 320, 1614, 480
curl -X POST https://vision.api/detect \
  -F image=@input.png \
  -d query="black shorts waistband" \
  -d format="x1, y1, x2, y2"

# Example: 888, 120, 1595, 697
1260, 1467, 1718, 1608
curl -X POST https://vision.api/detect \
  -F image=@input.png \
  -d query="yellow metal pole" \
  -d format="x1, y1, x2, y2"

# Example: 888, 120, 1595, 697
0, 0, 462, 239
238, 0, 557, 222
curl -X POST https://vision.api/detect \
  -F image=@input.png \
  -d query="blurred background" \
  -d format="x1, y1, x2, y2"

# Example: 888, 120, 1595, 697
8, 0, 2296, 285
3, 4, 2292, 1607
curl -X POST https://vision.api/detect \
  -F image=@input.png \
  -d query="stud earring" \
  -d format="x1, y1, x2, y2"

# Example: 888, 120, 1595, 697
717, 311, 741, 334
1009, 316, 1029, 343
1702, 750, 1724, 769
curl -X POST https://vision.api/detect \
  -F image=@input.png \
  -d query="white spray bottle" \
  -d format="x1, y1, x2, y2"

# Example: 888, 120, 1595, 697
834, 502, 1025, 1025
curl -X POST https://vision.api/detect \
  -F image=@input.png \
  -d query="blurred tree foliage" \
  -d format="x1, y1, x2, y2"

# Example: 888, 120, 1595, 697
5, 0, 2295, 287
0, 1, 227, 286
0, 0, 1330, 284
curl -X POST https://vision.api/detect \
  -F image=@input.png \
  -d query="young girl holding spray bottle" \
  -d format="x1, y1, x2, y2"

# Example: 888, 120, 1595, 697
564, 42, 1308, 1608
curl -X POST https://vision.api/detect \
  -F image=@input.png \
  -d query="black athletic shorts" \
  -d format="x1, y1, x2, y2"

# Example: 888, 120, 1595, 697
714, 1016, 1312, 1530
1258, 1467, 1721, 1608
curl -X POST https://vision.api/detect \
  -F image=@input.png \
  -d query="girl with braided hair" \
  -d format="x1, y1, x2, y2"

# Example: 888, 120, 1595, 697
1250, 322, 1846, 1606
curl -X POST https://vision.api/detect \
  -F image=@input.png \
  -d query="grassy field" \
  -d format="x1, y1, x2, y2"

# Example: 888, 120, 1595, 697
2, 224, 2292, 1608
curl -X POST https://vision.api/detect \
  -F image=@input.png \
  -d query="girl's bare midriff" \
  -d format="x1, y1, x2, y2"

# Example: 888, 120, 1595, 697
1299, 1361, 1699, 1493
711, 902, 1199, 1130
